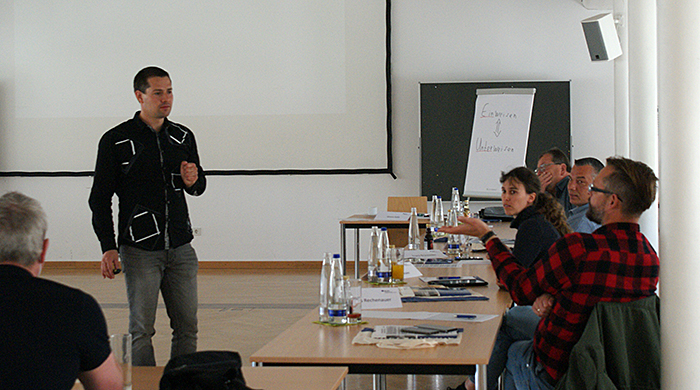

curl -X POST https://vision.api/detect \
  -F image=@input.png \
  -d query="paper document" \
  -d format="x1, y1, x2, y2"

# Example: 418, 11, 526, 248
402, 262, 422, 279
362, 311, 435, 320
402, 249, 448, 259
362, 310, 497, 323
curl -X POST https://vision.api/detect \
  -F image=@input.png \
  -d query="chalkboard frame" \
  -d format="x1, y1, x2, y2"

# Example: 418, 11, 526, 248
420, 81, 570, 200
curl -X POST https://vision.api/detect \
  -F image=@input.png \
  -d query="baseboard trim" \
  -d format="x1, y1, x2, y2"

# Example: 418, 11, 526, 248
43, 260, 368, 273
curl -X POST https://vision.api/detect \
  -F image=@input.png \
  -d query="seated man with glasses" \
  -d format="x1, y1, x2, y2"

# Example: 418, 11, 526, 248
441, 156, 659, 390
536, 148, 573, 213
566, 157, 604, 234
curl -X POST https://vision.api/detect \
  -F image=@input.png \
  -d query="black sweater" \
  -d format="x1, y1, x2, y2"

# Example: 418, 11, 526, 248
510, 205, 560, 268
89, 112, 206, 253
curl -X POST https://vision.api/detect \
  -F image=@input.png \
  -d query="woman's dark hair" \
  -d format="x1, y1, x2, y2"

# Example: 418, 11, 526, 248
500, 167, 572, 236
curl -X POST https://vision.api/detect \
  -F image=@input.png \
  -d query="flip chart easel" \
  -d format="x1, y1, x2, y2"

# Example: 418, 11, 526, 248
463, 88, 535, 197
420, 81, 571, 200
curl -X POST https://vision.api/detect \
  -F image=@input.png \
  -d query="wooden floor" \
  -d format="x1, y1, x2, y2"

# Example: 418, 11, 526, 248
42, 266, 467, 390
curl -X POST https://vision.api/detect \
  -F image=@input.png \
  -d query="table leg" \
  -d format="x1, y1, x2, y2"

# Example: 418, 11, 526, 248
475, 363, 487, 390
354, 228, 360, 279
373, 374, 386, 390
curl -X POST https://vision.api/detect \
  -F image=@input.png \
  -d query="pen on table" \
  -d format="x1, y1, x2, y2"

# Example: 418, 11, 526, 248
454, 314, 476, 319
438, 276, 461, 279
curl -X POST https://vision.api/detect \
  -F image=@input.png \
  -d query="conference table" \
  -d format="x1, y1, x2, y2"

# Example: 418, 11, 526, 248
71, 365, 349, 390
339, 214, 430, 278
250, 262, 513, 390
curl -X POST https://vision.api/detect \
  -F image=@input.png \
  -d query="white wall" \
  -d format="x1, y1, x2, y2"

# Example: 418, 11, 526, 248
0, 0, 615, 262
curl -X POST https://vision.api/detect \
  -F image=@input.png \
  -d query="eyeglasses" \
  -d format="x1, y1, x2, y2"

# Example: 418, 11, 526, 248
588, 183, 623, 202
535, 163, 557, 174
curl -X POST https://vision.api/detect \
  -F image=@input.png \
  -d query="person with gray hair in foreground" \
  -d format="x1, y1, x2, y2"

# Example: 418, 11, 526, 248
0, 191, 122, 390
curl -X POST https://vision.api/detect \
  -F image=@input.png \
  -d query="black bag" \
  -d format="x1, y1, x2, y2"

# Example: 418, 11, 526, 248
159, 351, 253, 390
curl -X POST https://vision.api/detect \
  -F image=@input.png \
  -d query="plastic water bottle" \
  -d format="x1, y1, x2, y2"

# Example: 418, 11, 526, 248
377, 229, 392, 283
431, 195, 440, 226
433, 196, 445, 229
451, 187, 463, 215
319, 252, 332, 322
407, 207, 420, 250
328, 254, 348, 324
367, 226, 380, 283
447, 208, 461, 256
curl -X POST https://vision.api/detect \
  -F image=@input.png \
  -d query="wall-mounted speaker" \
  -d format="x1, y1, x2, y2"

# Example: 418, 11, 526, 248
581, 13, 622, 61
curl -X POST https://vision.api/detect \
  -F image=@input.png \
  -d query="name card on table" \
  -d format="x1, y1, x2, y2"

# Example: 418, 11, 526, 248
362, 287, 403, 310
373, 211, 411, 221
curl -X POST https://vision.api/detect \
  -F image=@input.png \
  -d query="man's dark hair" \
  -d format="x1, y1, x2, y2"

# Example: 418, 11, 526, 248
574, 157, 604, 175
539, 148, 571, 171
133, 66, 170, 93
603, 156, 658, 217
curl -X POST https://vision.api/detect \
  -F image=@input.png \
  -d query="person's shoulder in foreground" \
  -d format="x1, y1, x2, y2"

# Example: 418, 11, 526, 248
0, 191, 123, 390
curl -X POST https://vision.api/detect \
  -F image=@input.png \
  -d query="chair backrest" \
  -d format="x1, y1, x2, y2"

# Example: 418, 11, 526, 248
386, 197, 427, 248
555, 295, 660, 390
387, 196, 428, 213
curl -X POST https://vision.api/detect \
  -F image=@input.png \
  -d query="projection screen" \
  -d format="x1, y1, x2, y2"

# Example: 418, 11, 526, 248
0, 0, 391, 175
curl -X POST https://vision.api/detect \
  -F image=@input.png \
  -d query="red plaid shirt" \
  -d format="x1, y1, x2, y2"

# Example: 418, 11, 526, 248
486, 222, 659, 383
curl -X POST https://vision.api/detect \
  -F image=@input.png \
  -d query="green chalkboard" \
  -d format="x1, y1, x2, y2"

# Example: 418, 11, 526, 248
420, 81, 570, 200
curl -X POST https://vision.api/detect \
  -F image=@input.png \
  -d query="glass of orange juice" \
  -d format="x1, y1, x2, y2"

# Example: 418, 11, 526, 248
390, 247, 404, 282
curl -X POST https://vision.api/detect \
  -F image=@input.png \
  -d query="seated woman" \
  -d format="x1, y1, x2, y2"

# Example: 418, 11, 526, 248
450, 167, 571, 390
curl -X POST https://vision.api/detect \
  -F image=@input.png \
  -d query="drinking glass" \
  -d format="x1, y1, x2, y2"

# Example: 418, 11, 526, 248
390, 247, 404, 282
109, 333, 132, 390
346, 278, 363, 324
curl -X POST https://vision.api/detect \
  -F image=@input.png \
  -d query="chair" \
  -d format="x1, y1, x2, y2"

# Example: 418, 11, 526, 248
386, 196, 428, 248
555, 295, 660, 390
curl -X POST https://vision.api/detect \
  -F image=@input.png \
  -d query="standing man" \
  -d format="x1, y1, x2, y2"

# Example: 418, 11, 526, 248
89, 66, 206, 366
1, 192, 122, 389
441, 156, 659, 389
567, 157, 604, 233
535, 148, 573, 213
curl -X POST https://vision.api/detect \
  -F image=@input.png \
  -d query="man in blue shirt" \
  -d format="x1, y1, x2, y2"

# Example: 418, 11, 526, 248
567, 157, 603, 233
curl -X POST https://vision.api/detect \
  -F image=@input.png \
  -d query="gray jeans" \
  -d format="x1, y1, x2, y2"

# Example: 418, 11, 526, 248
120, 243, 199, 366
